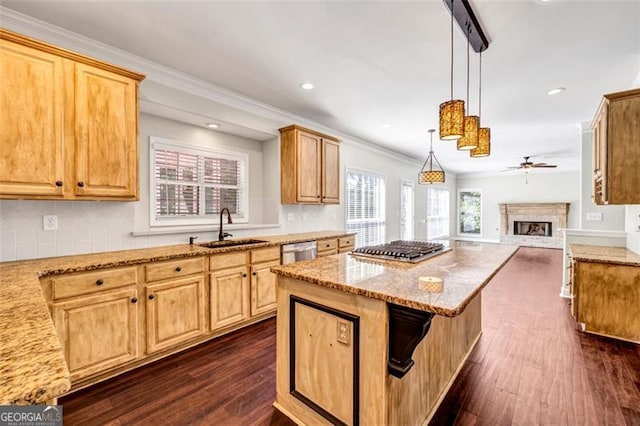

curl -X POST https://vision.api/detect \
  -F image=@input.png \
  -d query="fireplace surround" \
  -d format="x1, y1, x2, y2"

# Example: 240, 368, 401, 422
499, 203, 570, 248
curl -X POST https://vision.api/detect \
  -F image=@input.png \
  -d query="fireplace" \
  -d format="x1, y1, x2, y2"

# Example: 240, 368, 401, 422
498, 203, 570, 248
514, 221, 552, 237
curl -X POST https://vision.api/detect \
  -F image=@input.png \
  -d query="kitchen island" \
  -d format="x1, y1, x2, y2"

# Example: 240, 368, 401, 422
271, 241, 518, 425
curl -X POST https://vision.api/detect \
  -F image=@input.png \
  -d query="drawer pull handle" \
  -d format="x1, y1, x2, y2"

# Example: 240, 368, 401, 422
77, 181, 85, 188
175, 266, 182, 272
131, 297, 138, 304
96, 279, 104, 286
55, 180, 63, 187
148, 294, 155, 300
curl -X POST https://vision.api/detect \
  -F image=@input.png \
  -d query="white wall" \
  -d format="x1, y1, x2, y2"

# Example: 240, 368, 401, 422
579, 127, 626, 230
456, 171, 580, 242
0, 113, 451, 261
626, 205, 640, 254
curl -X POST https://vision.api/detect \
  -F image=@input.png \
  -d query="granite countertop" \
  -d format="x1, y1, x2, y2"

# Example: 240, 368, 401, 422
569, 244, 640, 266
272, 241, 519, 317
0, 230, 353, 405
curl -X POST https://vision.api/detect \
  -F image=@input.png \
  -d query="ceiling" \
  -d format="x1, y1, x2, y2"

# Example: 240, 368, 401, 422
3, 0, 639, 175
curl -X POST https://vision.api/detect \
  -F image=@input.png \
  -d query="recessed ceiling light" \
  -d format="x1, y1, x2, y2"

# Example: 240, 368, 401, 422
547, 87, 566, 95
206, 123, 220, 128
300, 82, 314, 90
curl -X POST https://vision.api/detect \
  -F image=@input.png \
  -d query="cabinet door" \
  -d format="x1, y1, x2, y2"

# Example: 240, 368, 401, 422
74, 63, 138, 199
146, 275, 206, 354
250, 260, 279, 316
297, 130, 322, 203
321, 139, 340, 204
52, 287, 139, 382
210, 266, 250, 331
0, 39, 65, 197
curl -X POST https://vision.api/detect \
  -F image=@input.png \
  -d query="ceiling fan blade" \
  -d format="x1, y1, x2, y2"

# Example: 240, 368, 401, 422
506, 166, 522, 169
532, 163, 548, 166
533, 164, 557, 168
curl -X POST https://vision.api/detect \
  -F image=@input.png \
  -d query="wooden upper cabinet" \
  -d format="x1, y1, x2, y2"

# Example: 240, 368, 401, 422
280, 125, 340, 204
74, 64, 139, 198
0, 38, 65, 197
0, 29, 144, 200
591, 88, 640, 205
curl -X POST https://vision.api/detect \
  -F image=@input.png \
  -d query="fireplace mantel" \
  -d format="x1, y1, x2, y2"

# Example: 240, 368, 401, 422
499, 202, 570, 248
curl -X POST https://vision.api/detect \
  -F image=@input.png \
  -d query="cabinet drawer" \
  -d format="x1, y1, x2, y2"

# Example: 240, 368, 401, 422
250, 246, 280, 264
318, 248, 338, 257
338, 236, 354, 248
317, 238, 338, 252
145, 257, 204, 282
210, 251, 248, 270
51, 267, 138, 300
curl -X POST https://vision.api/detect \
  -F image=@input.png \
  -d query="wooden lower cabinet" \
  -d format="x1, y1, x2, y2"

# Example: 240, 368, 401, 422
145, 276, 206, 354
209, 266, 250, 331
317, 238, 339, 257
250, 260, 279, 316
52, 287, 139, 382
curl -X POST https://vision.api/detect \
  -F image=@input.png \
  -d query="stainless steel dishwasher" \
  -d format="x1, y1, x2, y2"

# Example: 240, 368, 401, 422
281, 241, 317, 264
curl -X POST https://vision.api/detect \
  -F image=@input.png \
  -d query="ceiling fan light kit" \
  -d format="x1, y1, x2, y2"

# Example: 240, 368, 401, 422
419, 129, 446, 184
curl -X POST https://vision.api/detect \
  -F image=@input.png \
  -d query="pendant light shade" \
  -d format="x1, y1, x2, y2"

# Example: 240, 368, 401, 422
470, 127, 490, 157
439, 0, 464, 141
458, 115, 479, 150
419, 129, 446, 184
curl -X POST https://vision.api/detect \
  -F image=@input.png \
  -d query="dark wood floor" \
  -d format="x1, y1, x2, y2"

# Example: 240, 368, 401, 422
61, 247, 640, 425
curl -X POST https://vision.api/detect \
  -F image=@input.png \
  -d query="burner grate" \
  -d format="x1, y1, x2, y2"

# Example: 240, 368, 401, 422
351, 240, 446, 262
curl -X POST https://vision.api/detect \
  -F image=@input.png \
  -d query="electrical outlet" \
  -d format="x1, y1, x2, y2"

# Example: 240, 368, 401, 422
43, 215, 58, 231
337, 320, 350, 345
586, 212, 603, 222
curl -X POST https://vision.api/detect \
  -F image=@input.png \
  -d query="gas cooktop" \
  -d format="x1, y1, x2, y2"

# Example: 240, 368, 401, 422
350, 240, 449, 263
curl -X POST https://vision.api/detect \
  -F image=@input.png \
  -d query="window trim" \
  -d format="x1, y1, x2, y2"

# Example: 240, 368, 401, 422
345, 167, 387, 247
457, 188, 483, 237
149, 136, 250, 227
400, 179, 414, 240
426, 186, 450, 240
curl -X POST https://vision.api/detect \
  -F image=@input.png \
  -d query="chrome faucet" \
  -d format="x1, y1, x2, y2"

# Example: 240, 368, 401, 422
219, 208, 233, 241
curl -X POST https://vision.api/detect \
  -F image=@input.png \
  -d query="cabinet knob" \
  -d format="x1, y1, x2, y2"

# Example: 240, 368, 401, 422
96, 279, 104, 286
243, 273, 247, 278
326, 244, 330, 248
148, 294, 155, 300
131, 297, 138, 303
175, 266, 182, 272
55, 180, 63, 187
317, 195, 320, 198
252, 272, 257, 276
77, 181, 85, 188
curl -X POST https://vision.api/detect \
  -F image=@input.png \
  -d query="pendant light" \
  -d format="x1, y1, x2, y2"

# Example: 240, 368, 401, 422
471, 50, 491, 157
419, 129, 445, 184
457, 23, 479, 151
439, 0, 465, 141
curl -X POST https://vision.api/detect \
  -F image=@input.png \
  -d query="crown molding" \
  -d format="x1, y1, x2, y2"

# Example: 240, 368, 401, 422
1, 6, 424, 168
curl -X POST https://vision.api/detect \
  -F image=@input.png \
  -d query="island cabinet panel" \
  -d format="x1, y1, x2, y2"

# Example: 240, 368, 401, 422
145, 276, 206, 354
74, 63, 139, 199
52, 287, 139, 382
250, 260, 280, 316
387, 295, 482, 425
0, 39, 66, 197
209, 265, 250, 331
574, 261, 640, 342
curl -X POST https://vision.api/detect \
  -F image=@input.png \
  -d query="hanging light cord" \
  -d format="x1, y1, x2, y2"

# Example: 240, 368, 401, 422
479, 50, 482, 117
450, 0, 454, 100
466, 24, 470, 109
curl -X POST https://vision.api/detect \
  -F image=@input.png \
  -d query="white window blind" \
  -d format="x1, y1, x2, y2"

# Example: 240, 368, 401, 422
151, 138, 248, 226
346, 170, 386, 247
427, 187, 450, 240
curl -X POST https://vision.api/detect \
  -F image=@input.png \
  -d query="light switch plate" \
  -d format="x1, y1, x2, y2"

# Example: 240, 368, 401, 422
43, 215, 58, 231
337, 320, 350, 345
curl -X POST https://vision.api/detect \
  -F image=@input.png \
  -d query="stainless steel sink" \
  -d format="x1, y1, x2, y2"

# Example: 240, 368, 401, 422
197, 239, 267, 249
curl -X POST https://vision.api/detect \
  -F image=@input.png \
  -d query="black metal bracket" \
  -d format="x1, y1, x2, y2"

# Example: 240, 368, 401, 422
443, 0, 490, 53
387, 303, 435, 378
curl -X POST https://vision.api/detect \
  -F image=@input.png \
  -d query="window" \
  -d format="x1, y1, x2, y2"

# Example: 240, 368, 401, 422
400, 180, 414, 240
426, 187, 450, 240
150, 137, 248, 226
346, 169, 386, 247
458, 189, 482, 236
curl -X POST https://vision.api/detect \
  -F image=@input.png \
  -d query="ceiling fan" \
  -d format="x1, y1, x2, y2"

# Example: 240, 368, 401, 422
503, 156, 558, 172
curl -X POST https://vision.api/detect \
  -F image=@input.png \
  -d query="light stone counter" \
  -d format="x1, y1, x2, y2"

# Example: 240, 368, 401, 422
569, 244, 640, 266
0, 230, 353, 405
272, 241, 519, 317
